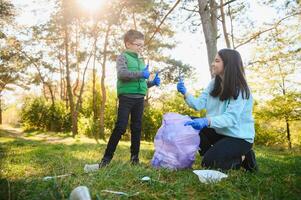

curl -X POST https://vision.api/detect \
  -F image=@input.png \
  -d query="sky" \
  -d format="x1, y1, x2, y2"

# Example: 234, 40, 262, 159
2, 0, 284, 106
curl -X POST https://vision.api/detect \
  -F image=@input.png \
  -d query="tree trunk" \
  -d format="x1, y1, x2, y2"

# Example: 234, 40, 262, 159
227, 5, 235, 49
92, 33, 99, 141
74, 52, 92, 125
58, 55, 67, 106
47, 82, 55, 106
285, 117, 292, 149
99, 24, 111, 141
73, 20, 80, 99
0, 94, 2, 125
63, 1, 77, 137
59, 56, 64, 101
198, 0, 218, 77
220, 0, 231, 48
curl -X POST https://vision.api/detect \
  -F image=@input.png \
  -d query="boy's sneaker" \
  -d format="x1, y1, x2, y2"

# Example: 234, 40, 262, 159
99, 157, 111, 168
242, 149, 258, 172
130, 155, 139, 165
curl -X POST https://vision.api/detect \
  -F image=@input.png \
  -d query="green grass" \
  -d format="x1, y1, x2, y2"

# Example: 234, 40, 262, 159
0, 126, 301, 200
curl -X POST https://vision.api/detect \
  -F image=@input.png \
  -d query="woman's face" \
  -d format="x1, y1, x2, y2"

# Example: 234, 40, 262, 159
212, 54, 224, 76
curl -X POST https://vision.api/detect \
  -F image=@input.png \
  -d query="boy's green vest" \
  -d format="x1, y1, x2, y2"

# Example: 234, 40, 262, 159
117, 51, 147, 96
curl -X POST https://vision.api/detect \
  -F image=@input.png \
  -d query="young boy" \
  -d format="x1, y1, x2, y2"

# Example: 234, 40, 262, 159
99, 29, 160, 167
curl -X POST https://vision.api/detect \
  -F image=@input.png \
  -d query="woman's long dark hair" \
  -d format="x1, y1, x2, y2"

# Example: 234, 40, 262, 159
210, 49, 250, 101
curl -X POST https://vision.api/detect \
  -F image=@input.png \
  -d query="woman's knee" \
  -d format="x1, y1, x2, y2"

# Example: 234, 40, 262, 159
201, 153, 225, 169
202, 153, 217, 168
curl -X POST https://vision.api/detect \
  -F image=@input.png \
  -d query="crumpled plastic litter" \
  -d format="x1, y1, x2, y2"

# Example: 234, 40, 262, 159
141, 176, 151, 181
84, 163, 99, 173
193, 170, 228, 184
43, 173, 74, 181
101, 190, 139, 197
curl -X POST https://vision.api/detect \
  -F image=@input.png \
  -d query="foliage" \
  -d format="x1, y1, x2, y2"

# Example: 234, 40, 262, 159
80, 78, 118, 139
253, 93, 301, 146
1, 103, 21, 126
141, 106, 163, 141
0, 37, 27, 93
160, 91, 206, 117
21, 97, 71, 132
0, 0, 15, 27
256, 92, 301, 122
159, 58, 195, 85
254, 120, 286, 146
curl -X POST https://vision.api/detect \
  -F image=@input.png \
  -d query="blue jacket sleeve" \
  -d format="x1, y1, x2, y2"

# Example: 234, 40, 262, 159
184, 80, 213, 111
210, 92, 248, 128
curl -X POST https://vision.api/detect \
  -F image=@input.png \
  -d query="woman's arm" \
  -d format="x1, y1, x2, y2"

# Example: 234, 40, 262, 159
184, 80, 214, 111
210, 92, 251, 128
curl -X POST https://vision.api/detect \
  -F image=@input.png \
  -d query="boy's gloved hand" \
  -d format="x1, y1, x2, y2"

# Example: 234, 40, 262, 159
177, 77, 186, 95
184, 118, 208, 130
142, 64, 150, 79
152, 72, 160, 86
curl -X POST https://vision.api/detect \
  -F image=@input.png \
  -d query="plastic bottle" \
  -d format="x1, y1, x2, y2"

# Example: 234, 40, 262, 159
69, 186, 92, 200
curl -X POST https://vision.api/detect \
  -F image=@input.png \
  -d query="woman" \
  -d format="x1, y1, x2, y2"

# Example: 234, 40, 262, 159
177, 49, 258, 172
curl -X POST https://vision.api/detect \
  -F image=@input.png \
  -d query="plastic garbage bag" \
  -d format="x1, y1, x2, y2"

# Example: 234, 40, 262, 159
151, 113, 200, 169
193, 170, 228, 184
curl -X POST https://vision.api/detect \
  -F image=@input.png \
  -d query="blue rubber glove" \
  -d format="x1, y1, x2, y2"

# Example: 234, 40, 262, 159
152, 72, 160, 86
184, 118, 209, 130
142, 64, 150, 79
177, 77, 187, 95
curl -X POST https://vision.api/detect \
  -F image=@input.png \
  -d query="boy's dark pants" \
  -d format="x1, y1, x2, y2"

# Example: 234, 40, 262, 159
103, 96, 144, 160
199, 128, 252, 170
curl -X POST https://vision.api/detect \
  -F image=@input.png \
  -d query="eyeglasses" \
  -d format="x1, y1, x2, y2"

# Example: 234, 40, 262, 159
131, 42, 144, 48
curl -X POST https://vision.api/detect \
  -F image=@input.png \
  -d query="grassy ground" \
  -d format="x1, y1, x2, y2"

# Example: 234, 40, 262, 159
0, 125, 301, 200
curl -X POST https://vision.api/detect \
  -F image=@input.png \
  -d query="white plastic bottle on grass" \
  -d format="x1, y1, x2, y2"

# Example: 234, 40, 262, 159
70, 186, 91, 200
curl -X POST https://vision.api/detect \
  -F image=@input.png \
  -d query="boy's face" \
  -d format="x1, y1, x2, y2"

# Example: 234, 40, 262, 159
126, 39, 144, 54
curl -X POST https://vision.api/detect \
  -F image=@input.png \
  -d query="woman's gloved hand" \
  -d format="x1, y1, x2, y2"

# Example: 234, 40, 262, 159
177, 77, 187, 95
184, 118, 209, 130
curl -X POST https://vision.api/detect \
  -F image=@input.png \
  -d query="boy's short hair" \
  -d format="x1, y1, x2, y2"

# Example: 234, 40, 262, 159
124, 29, 144, 44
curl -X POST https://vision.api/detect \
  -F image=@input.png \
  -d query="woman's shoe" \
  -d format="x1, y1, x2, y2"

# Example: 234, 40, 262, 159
242, 149, 258, 172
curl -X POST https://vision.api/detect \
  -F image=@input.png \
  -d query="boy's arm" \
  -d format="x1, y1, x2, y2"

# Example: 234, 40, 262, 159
117, 54, 142, 81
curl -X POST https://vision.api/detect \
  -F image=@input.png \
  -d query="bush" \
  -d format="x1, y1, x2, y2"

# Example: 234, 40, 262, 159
21, 97, 71, 132
254, 121, 286, 146
142, 106, 163, 141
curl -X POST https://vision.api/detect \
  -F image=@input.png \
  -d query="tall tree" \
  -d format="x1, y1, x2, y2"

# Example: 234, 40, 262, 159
248, 14, 300, 148
197, 0, 218, 75
0, 0, 18, 124
0, 38, 26, 124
